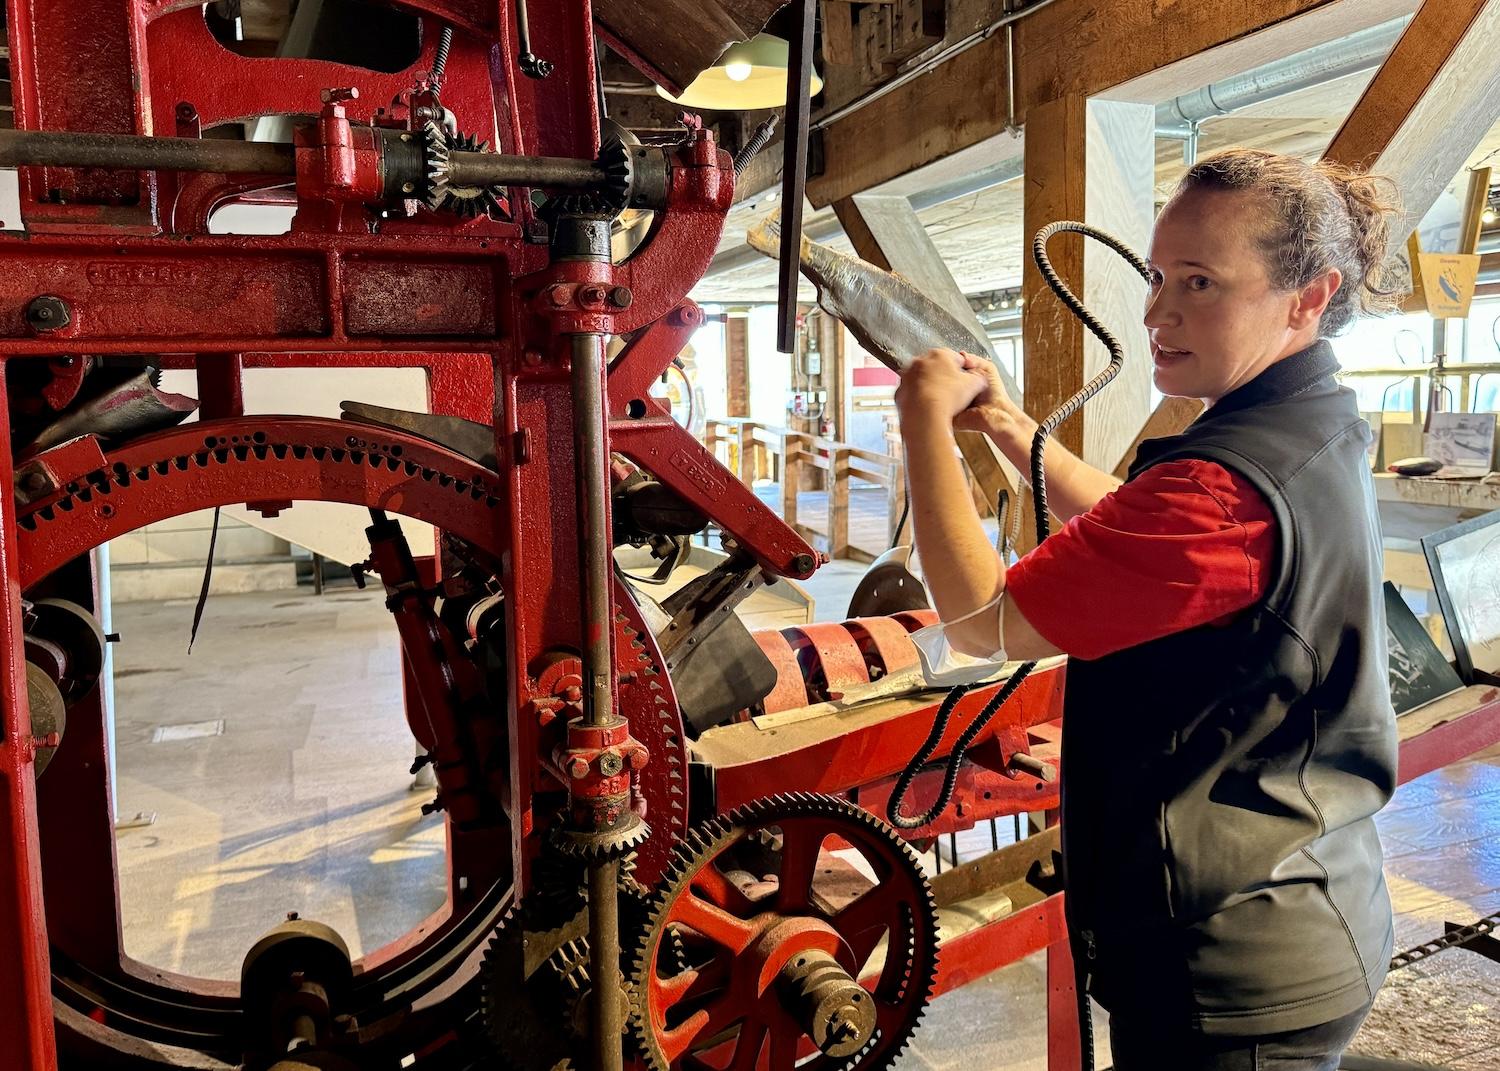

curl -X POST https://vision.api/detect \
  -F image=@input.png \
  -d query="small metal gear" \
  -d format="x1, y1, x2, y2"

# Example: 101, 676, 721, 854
543, 135, 633, 219
422, 120, 506, 218
481, 878, 651, 1071
630, 793, 940, 1071
551, 812, 652, 862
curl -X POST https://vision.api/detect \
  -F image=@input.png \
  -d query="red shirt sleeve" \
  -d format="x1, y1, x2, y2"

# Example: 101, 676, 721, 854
1004, 459, 1277, 660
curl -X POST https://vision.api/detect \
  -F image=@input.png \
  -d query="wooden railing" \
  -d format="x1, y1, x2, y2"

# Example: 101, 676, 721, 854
702, 418, 904, 562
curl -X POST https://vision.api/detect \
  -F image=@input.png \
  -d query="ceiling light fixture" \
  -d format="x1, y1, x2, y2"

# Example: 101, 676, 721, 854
656, 33, 823, 111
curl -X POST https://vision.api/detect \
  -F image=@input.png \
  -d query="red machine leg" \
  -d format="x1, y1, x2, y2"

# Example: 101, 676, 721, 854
0, 377, 59, 1069
1047, 905, 1083, 1071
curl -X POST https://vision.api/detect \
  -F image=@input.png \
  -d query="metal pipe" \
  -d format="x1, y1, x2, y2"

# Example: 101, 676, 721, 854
571, 331, 613, 730
1155, 16, 1409, 138
0, 128, 607, 191
569, 327, 623, 1071
587, 858, 623, 1071
445, 150, 605, 190
0, 129, 295, 175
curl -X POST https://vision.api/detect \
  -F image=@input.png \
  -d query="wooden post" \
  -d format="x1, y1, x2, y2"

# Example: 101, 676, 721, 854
737, 421, 755, 485
828, 444, 851, 559
725, 313, 750, 417
888, 455, 907, 547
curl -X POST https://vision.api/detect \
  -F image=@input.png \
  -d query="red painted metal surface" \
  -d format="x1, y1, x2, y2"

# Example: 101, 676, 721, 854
712, 663, 1068, 812
1396, 687, 1500, 785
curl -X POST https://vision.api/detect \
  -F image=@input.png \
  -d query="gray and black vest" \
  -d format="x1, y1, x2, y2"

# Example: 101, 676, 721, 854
1062, 340, 1397, 1035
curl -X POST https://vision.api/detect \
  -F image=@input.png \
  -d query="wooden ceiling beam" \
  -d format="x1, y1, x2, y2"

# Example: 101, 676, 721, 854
806, 0, 1346, 208
1323, 0, 1500, 258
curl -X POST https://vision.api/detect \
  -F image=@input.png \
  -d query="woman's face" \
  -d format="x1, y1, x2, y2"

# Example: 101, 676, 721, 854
1144, 187, 1334, 403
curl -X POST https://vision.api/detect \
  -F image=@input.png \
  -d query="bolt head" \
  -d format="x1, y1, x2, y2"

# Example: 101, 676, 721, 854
608, 286, 633, 308
598, 751, 624, 777
627, 746, 649, 770
26, 296, 71, 332
546, 284, 572, 307
791, 553, 815, 575
566, 756, 590, 780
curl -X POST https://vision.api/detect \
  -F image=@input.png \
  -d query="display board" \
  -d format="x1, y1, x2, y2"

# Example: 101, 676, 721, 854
1422, 511, 1500, 684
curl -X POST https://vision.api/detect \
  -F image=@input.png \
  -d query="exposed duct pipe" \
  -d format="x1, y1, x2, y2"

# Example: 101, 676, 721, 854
1156, 16, 1409, 140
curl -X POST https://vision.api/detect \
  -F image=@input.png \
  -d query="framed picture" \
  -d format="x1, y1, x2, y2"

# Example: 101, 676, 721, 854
1383, 582, 1463, 714
1421, 511, 1500, 684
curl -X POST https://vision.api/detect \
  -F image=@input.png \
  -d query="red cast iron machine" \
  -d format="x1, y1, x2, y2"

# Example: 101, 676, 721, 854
0, 3, 1075, 1070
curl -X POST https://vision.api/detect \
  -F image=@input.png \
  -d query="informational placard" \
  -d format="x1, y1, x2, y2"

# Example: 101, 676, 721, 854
1423, 411, 1496, 478
1416, 252, 1481, 318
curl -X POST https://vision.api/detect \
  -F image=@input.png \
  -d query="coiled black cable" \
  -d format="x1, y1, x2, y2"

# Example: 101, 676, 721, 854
887, 221, 1150, 829
884, 221, 1153, 1071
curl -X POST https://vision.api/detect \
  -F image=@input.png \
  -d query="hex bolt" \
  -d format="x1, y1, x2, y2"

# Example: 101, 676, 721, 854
26, 296, 71, 333
627, 746, 649, 770
597, 751, 624, 777
607, 286, 633, 308
546, 284, 572, 307
792, 553, 815, 575
565, 756, 590, 780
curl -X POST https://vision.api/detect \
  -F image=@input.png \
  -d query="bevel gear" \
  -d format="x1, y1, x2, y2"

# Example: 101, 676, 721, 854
630, 793, 941, 1071
542, 135, 633, 219
422, 120, 506, 218
480, 877, 651, 1071
551, 812, 652, 862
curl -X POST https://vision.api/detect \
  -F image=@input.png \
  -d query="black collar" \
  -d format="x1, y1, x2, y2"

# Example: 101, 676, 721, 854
1200, 340, 1340, 421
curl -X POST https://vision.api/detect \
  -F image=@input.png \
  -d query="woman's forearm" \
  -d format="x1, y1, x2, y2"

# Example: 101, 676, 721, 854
989, 410, 1121, 521
904, 422, 1006, 655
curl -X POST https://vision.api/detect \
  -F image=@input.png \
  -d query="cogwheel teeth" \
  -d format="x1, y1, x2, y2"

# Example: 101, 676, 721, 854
421, 120, 506, 218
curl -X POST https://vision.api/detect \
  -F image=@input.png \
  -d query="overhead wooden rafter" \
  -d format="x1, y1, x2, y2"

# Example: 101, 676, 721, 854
1323, 0, 1500, 257
804, 0, 1379, 209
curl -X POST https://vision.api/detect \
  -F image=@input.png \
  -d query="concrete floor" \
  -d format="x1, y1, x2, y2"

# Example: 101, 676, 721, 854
111, 579, 1500, 1069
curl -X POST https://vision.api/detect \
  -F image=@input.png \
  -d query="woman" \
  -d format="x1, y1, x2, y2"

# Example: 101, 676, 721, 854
895, 149, 1401, 1069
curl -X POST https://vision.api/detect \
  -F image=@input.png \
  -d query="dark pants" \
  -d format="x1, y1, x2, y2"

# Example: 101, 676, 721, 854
1108, 1001, 1373, 1071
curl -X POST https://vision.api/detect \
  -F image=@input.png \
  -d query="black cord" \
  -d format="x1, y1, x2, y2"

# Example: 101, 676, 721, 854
884, 221, 1151, 1071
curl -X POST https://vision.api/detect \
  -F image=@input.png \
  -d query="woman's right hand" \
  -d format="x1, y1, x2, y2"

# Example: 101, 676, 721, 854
951, 353, 1035, 452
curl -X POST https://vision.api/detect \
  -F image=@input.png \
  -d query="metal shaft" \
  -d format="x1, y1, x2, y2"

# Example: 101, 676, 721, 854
570, 331, 613, 730
569, 329, 623, 1071
0, 127, 605, 190
445, 150, 604, 190
587, 858, 623, 1071
0, 129, 295, 175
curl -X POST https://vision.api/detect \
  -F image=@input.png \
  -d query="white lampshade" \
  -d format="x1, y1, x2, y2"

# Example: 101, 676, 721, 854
656, 33, 823, 110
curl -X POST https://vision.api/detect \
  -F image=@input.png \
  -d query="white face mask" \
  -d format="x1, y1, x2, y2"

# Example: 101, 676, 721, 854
907, 591, 1008, 688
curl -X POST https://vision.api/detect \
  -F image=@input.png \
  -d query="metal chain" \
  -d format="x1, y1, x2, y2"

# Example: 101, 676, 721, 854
1388, 909, 1500, 972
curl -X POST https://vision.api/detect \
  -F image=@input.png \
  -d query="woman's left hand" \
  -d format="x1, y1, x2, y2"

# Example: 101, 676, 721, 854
895, 348, 990, 422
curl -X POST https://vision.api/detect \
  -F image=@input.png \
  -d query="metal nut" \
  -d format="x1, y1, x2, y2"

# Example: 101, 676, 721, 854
607, 286, 633, 308
565, 756, 590, 780
597, 751, 624, 777
791, 553, 815, 575
26, 296, 71, 333
627, 746, 649, 770
546, 284, 572, 307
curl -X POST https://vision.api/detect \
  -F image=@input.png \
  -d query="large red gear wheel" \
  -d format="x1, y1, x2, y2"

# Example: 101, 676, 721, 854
16, 416, 690, 1068
631, 794, 939, 1071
